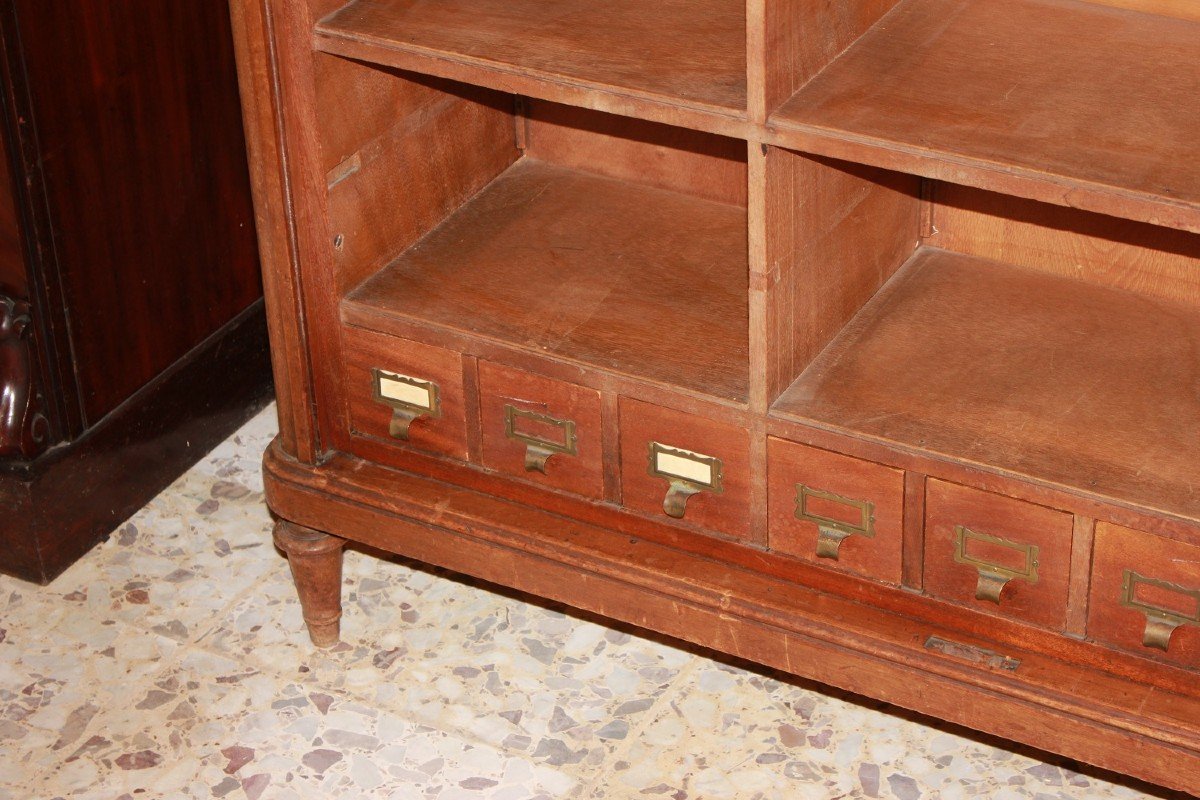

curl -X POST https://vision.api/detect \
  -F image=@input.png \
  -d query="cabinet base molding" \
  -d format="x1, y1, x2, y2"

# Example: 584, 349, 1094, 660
264, 442, 1200, 795
0, 302, 273, 584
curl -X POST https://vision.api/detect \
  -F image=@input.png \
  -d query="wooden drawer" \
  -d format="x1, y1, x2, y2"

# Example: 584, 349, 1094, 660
618, 398, 750, 539
924, 479, 1073, 629
478, 362, 603, 499
767, 438, 904, 585
341, 326, 468, 461
1089, 522, 1200, 669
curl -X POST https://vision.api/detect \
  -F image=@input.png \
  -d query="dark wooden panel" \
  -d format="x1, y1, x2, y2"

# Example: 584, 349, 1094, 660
0, 302, 272, 584
0, 119, 22, 291
13, 0, 262, 423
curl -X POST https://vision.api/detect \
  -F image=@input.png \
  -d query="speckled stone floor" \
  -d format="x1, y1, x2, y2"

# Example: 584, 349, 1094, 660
0, 405, 1186, 800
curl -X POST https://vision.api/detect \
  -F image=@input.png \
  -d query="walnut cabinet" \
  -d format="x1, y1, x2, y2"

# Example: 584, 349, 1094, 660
229, 0, 1200, 791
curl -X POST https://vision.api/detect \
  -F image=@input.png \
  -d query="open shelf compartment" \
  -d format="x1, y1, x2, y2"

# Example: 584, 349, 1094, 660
343, 158, 750, 403
773, 246, 1200, 525
315, 0, 748, 133
768, 0, 1200, 233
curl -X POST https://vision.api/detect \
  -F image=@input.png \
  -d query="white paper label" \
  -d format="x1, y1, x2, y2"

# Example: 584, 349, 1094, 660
378, 372, 434, 410
655, 446, 714, 486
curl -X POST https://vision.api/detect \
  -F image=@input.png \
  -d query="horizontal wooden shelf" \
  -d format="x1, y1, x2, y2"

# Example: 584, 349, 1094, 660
769, 0, 1200, 234
315, 0, 747, 136
773, 247, 1200, 527
343, 159, 749, 403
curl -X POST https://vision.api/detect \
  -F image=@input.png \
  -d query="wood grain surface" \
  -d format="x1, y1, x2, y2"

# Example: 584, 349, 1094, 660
768, 437, 906, 585
619, 397, 753, 540
478, 360, 605, 500
924, 479, 1075, 630
342, 326, 470, 462
776, 247, 1200, 529
771, 0, 1200, 233
316, 0, 746, 122
1089, 522, 1200, 670
345, 160, 749, 403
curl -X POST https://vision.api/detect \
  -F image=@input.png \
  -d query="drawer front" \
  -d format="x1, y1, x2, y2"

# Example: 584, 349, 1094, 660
924, 479, 1073, 629
767, 438, 904, 585
1089, 522, 1200, 669
342, 326, 468, 460
478, 361, 603, 498
619, 398, 750, 539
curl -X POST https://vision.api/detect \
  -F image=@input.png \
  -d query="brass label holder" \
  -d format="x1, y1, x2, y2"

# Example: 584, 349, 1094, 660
794, 484, 876, 560
924, 635, 1021, 671
372, 368, 441, 440
953, 526, 1039, 604
504, 405, 577, 473
647, 442, 723, 519
1120, 569, 1200, 652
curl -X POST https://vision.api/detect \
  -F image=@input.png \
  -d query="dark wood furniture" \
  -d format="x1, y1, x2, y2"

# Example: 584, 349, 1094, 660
231, 0, 1200, 792
0, 0, 272, 583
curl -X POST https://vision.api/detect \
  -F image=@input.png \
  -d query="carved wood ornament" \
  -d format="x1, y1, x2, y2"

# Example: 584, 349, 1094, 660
0, 292, 49, 459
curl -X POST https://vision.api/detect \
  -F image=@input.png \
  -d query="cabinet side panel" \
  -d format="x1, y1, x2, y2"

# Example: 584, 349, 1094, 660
13, 0, 262, 425
761, 0, 901, 113
318, 60, 519, 295
229, 0, 317, 460
0, 125, 22, 292
763, 150, 920, 403
931, 183, 1200, 308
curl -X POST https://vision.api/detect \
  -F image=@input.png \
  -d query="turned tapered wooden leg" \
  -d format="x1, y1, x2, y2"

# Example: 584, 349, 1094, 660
273, 520, 346, 648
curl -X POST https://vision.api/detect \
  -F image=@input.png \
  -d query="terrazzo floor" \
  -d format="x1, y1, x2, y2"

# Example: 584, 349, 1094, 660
0, 404, 1188, 800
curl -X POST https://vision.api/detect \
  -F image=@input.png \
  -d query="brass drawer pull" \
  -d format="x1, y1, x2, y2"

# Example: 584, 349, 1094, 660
372, 368, 441, 440
1120, 570, 1200, 652
647, 442, 723, 519
794, 484, 875, 560
504, 405, 577, 473
953, 526, 1039, 604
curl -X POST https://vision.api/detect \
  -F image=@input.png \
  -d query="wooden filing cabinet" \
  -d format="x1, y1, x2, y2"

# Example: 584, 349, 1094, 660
231, 0, 1200, 792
